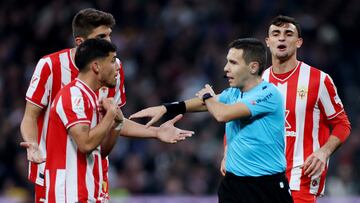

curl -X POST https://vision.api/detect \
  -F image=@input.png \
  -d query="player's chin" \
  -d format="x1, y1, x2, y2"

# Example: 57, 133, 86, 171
106, 81, 116, 88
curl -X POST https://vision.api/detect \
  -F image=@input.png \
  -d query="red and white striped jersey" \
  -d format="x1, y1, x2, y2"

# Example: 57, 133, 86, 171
262, 61, 344, 196
45, 79, 103, 202
25, 48, 126, 186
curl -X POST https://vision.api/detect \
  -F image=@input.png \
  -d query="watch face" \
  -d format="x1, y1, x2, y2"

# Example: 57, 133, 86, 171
202, 93, 213, 102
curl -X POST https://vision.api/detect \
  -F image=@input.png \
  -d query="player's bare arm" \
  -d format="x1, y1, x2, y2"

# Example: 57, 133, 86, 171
120, 114, 194, 144
20, 102, 46, 163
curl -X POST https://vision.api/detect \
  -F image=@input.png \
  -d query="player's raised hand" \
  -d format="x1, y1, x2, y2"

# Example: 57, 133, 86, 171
101, 98, 117, 116
156, 114, 194, 143
129, 105, 167, 127
20, 142, 46, 164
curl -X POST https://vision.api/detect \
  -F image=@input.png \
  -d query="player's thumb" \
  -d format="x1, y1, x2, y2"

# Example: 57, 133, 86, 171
20, 142, 30, 148
169, 114, 183, 124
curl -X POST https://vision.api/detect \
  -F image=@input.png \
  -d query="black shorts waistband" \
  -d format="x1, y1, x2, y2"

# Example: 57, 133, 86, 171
225, 171, 286, 182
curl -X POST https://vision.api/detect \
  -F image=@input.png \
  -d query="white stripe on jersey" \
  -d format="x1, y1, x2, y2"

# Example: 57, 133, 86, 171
319, 73, 336, 116
60, 52, 72, 87
291, 63, 311, 190
55, 170, 66, 202
113, 58, 122, 105
45, 170, 50, 203
56, 96, 69, 126
66, 136, 79, 203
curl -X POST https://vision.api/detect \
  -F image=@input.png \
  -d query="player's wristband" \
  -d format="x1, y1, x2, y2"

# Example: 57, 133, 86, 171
164, 101, 186, 116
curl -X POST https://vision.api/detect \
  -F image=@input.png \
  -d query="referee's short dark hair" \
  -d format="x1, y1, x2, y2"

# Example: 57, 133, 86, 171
75, 38, 117, 72
229, 38, 267, 76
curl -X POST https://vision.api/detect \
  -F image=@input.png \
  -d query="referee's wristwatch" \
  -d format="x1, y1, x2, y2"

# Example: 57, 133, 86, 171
202, 93, 213, 102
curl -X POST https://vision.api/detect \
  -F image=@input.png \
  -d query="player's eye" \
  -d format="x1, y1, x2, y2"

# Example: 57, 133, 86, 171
97, 34, 107, 39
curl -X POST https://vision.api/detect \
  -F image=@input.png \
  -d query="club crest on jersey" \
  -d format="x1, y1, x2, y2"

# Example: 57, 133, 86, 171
297, 86, 308, 99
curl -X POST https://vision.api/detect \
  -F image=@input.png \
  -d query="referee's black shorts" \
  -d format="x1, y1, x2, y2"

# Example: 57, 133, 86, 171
218, 171, 293, 203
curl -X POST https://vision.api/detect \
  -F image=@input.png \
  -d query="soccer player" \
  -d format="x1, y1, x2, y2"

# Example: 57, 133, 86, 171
45, 38, 119, 203
20, 8, 193, 203
130, 38, 293, 203
44, 38, 192, 203
261, 15, 351, 203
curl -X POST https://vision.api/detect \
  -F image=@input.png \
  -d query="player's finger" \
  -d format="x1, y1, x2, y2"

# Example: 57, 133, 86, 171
308, 161, 322, 177
302, 155, 313, 169
168, 114, 183, 124
129, 111, 146, 119
304, 159, 317, 175
20, 142, 31, 148
145, 115, 162, 128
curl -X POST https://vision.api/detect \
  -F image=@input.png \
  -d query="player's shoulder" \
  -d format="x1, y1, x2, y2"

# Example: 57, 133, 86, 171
301, 61, 328, 75
41, 48, 71, 61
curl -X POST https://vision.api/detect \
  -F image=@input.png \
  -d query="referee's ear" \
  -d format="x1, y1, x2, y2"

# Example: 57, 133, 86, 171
249, 61, 259, 75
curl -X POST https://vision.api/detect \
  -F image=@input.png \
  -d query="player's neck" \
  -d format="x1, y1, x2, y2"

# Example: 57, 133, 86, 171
271, 57, 299, 74
77, 73, 101, 92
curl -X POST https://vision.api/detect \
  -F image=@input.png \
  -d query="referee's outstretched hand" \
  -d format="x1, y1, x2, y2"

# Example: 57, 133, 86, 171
129, 105, 167, 127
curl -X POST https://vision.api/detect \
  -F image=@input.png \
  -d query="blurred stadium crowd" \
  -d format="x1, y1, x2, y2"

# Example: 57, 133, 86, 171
0, 0, 359, 201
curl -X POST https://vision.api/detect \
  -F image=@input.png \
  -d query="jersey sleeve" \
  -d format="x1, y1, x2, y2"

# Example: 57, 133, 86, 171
243, 85, 283, 117
318, 74, 344, 119
25, 57, 52, 108
56, 87, 93, 129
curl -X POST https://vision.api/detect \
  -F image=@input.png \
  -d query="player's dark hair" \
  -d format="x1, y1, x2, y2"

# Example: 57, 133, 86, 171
229, 38, 267, 76
269, 15, 302, 38
75, 38, 116, 72
72, 8, 115, 38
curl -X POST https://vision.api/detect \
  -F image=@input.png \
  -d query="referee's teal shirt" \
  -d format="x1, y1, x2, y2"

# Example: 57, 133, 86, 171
219, 81, 286, 177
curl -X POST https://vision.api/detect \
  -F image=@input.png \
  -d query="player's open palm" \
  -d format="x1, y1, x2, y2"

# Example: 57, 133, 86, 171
156, 114, 194, 143
129, 105, 167, 127
20, 142, 45, 164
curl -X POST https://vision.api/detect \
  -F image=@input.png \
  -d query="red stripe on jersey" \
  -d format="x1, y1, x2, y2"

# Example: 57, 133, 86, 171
50, 54, 62, 104
300, 68, 321, 192
77, 150, 88, 202
47, 171, 56, 203
93, 154, 100, 201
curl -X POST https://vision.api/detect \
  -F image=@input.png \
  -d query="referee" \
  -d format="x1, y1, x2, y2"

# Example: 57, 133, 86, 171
130, 38, 293, 203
